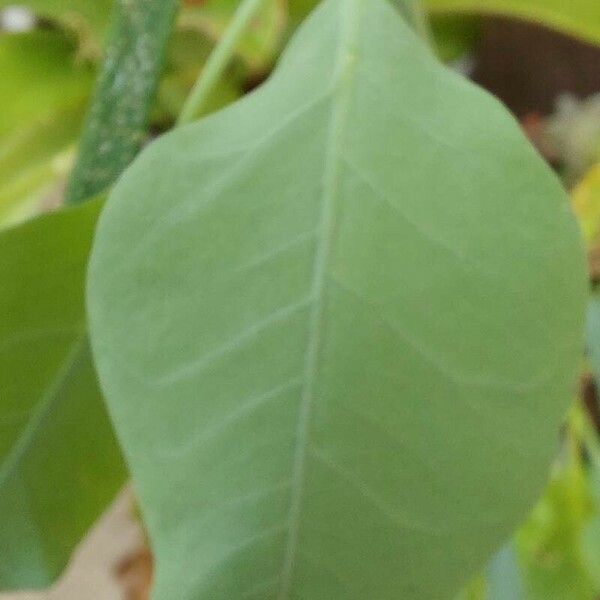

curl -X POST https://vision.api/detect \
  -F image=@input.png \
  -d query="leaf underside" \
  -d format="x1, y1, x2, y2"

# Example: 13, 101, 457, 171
88, 0, 586, 598
0, 201, 125, 590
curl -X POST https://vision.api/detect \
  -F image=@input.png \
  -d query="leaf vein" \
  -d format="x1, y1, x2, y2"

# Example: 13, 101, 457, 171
154, 299, 313, 386
278, 2, 363, 596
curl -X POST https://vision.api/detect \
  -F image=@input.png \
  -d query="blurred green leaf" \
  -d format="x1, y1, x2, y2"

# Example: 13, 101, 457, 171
0, 30, 93, 138
429, 14, 480, 62
0, 31, 93, 226
0, 0, 179, 587
0, 0, 113, 52
425, 0, 600, 47
0, 200, 126, 590
0, 118, 77, 229
581, 517, 600, 590
179, 0, 287, 72
154, 28, 244, 124
456, 577, 487, 600
580, 433, 600, 592
287, 0, 320, 25
572, 163, 600, 248
518, 418, 597, 600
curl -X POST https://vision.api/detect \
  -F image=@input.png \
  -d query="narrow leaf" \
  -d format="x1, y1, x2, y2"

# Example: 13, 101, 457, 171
88, 0, 587, 598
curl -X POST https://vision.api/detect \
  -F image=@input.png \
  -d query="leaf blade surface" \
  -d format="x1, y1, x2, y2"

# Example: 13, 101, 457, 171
88, 0, 587, 598
0, 201, 126, 589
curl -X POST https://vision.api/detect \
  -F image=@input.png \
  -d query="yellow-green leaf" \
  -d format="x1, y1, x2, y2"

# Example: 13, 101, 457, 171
425, 0, 600, 47
0, 0, 114, 53
572, 163, 600, 247
0, 31, 93, 225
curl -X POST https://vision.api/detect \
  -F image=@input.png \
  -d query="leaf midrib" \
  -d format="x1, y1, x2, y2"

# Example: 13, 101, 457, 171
0, 333, 86, 488
277, 1, 363, 597
0, 331, 87, 575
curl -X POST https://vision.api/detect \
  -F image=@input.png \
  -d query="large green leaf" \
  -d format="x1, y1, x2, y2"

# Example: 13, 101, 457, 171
0, 200, 126, 590
424, 0, 600, 47
88, 0, 586, 597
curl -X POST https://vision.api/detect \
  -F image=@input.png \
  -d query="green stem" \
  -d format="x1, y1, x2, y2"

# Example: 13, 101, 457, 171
65, 0, 180, 205
177, 0, 269, 126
